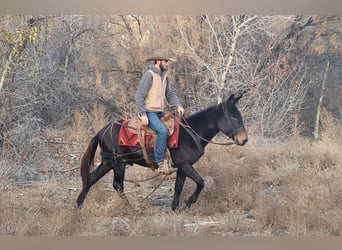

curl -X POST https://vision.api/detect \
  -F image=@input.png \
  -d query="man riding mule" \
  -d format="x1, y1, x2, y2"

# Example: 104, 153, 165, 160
135, 49, 185, 174
76, 92, 248, 210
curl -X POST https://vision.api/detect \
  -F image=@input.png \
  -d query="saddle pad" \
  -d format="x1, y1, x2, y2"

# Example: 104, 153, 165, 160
118, 120, 180, 148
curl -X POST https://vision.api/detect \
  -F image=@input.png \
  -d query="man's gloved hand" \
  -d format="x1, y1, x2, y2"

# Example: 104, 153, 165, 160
177, 106, 185, 116
140, 115, 149, 126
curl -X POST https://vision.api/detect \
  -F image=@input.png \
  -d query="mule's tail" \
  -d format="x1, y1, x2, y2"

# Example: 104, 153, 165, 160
80, 132, 100, 189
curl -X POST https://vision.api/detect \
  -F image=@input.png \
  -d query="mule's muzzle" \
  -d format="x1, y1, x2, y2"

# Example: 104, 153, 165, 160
234, 130, 248, 146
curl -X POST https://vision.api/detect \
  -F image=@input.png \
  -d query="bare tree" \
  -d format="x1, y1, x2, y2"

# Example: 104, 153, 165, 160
0, 16, 42, 92
0, 15, 105, 180
177, 15, 267, 109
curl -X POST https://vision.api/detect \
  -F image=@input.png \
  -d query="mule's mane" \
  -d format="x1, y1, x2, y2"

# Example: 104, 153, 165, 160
183, 103, 221, 128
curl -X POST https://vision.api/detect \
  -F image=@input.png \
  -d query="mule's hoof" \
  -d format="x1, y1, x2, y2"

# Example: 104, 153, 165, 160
184, 199, 193, 208
76, 199, 84, 209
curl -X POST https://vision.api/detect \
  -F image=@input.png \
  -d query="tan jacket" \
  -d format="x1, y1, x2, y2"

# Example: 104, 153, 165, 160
144, 70, 167, 112
135, 64, 182, 116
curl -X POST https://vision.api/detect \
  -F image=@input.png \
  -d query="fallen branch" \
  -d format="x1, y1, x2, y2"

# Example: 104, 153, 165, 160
60, 166, 80, 172
46, 140, 79, 145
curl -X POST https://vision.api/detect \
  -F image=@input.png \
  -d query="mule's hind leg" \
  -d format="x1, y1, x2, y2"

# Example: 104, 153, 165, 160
112, 160, 132, 209
112, 160, 126, 194
76, 160, 112, 207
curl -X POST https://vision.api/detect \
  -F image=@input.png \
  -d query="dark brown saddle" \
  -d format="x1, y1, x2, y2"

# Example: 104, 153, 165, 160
127, 112, 176, 167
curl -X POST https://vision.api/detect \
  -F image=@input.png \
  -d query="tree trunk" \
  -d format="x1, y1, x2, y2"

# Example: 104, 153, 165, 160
0, 53, 14, 92
313, 60, 330, 140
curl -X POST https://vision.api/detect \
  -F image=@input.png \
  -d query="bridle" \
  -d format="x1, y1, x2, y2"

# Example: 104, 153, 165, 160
221, 101, 245, 136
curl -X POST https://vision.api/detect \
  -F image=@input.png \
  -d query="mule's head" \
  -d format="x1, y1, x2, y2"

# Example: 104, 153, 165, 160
218, 94, 248, 146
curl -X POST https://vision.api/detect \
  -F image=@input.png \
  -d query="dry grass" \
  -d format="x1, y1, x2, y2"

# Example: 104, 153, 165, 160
1, 117, 342, 236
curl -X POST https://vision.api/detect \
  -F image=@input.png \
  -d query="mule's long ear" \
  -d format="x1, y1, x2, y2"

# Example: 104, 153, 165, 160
227, 93, 243, 106
227, 94, 235, 105
234, 94, 243, 103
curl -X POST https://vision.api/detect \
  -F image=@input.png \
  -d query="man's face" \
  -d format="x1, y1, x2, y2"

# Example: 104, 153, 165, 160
158, 59, 169, 71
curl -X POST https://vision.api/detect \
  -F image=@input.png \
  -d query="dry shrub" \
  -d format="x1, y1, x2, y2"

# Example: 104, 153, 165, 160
65, 104, 110, 145
249, 135, 342, 235
320, 108, 342, 143
80, 188, 126, 217
0, 123, 60, 183
0, 181, 74, 235
0, 159, 15, 180
88, 104, 111, 133
192, 144, 260, 215
65, 111, 91, 145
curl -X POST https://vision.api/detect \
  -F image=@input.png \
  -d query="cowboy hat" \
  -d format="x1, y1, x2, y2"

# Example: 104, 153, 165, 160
145, 49, 176, 62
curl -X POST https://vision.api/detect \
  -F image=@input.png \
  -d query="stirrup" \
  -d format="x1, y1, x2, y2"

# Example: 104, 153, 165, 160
157, 160, 177, 175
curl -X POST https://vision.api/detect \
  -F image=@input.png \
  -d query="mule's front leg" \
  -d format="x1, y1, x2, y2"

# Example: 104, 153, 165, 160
185, 179, 204, 208
172, 170, 186, 210
182, 164, 205, 208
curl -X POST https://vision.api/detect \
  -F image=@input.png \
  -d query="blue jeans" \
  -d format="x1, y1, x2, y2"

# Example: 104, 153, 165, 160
146, 111, 167, 163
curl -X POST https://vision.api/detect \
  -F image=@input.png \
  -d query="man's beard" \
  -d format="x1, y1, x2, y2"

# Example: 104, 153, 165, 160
159, 62, 168, 72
